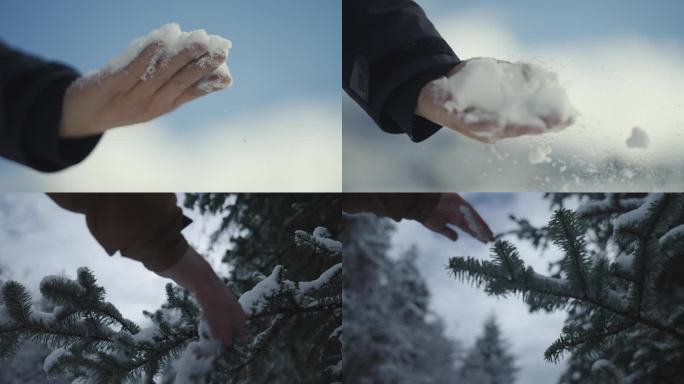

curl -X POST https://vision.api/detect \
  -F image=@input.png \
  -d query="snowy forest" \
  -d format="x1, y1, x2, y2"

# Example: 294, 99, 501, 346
342, 213, 517, 384
343, 193, 684, 384
0, 194, 342, 384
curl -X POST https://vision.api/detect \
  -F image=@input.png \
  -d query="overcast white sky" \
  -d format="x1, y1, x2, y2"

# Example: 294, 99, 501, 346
390, 193, 579, 384
0, 193, 224, 327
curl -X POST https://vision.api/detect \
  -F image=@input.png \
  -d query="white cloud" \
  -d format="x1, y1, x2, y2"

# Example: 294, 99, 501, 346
3, 99, 341, 192
344, 10, 684, 191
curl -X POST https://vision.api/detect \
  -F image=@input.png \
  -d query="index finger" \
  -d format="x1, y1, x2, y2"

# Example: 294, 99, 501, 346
109, 41, 164, 91
453, 201, 495, 243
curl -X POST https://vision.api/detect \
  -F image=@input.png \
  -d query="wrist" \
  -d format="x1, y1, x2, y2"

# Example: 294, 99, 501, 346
157, 247, 221, 294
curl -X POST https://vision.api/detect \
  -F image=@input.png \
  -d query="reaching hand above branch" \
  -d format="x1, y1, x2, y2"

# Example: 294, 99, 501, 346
343, 193, 494, 243
157, 247, 246, 346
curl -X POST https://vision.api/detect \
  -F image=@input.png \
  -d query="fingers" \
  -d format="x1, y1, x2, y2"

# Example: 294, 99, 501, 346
152, 52, 226, 106
170, 72, 231, 111
109, 42, 164, 91
440, 194, 495, 243
435, 226, 459, 241
134, 43, 209, 97
454, 201, 495, 243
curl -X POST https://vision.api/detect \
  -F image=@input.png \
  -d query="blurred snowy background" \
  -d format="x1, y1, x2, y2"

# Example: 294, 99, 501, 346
0, 0, 340, 191
344, 0, 684, 191
388, 193, 574, 383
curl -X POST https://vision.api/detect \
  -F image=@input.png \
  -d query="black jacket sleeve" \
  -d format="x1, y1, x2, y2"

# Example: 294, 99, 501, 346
0, 42, 101, 172
342, 0, 461, 142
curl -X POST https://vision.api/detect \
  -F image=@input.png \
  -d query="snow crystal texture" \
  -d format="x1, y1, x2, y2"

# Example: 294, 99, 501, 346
432, 58, 577, 140
98, 23, 233, 90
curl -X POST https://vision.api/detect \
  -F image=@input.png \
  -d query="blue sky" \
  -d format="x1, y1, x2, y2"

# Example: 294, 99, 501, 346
0, 0, 339, 131
0, 1, 341, 190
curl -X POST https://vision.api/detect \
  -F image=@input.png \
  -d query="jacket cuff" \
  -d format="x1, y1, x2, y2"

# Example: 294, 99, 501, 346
120, 215, 193, 272
23, 74, 101, 172
343, 193, 441, 223
381, 56, 459, 142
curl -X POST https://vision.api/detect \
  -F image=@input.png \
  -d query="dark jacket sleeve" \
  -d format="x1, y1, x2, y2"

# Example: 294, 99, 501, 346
342, 0, 461, 142
47, 193, 192, 272
343, 193, 441, 222
0, 42, 101, 172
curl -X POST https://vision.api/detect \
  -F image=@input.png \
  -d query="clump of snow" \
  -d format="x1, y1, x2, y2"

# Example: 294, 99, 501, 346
614, 193, 664, 230
170, 322, 221, 383
626, 126, 650, 149
88, 23, 233, 90
131, 326, 159, 343
660, 224, 684, 246
528, 141, 553, 164
295, 227, 342, 256
431, 58, 577, 141
312, 227, 342, 254
43, 347, 71, 374
298, 263, 341, 292
106, 23, 231, 73
239, 266, 290, 317
457, 205, 489, 241
591, 359, 625, 380
613, 254, 634, 271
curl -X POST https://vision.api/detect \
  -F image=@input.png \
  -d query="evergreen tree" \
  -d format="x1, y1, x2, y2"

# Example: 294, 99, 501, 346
0, 267, 67, 384
0, 194, 341, 384
342, 213, 462, 383
448, 193, 684, 383
183, 193, 342, 383
458, 315, 517, 384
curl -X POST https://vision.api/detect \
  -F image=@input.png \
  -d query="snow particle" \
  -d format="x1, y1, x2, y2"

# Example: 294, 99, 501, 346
626, 126, 650, 149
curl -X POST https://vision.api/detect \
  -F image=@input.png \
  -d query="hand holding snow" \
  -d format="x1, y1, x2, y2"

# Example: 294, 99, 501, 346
60, 23, 233, 138
106, 23, 232, 90
430, 58, 577, 142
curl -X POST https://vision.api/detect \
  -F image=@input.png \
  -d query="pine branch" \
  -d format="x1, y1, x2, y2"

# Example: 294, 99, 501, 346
448, 200, 684, 366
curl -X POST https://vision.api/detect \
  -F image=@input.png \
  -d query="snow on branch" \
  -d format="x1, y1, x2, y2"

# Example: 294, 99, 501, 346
448, 194, 684, 367
0, 227, 342, 383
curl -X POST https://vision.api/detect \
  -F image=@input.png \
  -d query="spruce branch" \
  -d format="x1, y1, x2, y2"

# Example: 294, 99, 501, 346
448, 199, 684, 366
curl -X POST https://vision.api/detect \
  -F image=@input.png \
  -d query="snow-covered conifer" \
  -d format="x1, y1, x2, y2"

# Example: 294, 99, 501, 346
449, 193, 684, 383
342, 213, 462, 383
458, 315, 517, 384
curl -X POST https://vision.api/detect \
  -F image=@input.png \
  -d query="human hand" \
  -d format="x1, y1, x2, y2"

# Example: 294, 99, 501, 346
59, 41, 230, 138
157, 247, 247, 345
415, 58, 572, 143
420, 193, 494, 243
